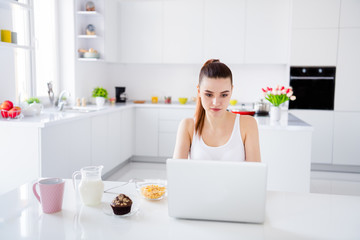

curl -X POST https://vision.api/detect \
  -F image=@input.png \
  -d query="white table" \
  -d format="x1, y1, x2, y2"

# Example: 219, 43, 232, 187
1, 180, 359, 240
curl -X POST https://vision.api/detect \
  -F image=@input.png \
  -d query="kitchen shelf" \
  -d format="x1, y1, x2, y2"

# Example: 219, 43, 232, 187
77, 35, 100, 39
76, 11, 101, 16
0, 41, 33, 50
77, 58, 104, 62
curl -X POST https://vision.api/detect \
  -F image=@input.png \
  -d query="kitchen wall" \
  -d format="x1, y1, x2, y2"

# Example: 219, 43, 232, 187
106, 63, 289, 103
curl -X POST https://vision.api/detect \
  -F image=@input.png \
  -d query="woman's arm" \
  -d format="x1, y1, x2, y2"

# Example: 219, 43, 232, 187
173, 118, 193, 159
241, 116, 261, 162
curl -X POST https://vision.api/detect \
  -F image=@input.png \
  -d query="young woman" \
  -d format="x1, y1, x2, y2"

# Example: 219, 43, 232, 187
173, 59, 261, 162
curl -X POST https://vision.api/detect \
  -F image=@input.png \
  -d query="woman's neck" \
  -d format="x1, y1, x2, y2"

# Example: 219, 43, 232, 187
204, 111, 231, 131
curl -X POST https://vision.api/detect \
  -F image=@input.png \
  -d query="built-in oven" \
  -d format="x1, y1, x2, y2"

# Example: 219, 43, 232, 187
289, 67, 336, 110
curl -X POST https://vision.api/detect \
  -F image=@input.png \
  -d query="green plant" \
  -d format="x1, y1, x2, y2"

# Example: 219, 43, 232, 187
92, 87, 108, 99
26, 97, 40, 104
262, 86, 296, 107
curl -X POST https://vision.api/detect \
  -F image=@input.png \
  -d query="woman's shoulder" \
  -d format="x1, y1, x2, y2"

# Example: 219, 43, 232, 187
178, 118, 195, 141
239, 115, 258, 129
180, 118, 195, 129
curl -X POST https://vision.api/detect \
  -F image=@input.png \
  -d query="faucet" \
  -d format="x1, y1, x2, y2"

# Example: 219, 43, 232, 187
57, 90, 70, 111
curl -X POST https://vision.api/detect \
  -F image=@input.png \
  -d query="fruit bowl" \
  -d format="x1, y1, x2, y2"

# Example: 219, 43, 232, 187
1, 108, 23, 119
178, 98, 188, 104
135, 179, 167, 200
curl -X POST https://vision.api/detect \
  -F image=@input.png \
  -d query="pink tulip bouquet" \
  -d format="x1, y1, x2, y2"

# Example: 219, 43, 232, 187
262, 85, 296, 107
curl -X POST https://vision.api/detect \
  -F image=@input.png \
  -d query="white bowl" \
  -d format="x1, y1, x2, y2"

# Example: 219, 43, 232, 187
83, 52, 100, 59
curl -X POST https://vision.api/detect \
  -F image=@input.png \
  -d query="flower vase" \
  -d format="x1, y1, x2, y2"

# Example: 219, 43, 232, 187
270, 106, 281, 121
95, 97, 105, 107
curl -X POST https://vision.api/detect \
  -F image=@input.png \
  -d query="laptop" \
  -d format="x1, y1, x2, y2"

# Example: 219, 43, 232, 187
166, 159, 268, 223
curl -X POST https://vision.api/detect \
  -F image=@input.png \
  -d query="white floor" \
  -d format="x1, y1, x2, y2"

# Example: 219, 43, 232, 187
107, 161, 360, 196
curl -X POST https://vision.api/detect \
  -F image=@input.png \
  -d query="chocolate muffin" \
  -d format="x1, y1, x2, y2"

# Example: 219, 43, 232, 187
111, 194, 133, 215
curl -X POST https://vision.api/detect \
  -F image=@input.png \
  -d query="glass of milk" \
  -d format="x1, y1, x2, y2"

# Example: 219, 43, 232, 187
72, 166, 104, 206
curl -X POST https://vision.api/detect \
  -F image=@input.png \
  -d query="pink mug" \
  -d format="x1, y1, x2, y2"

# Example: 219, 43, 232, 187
33, 178, 65, 214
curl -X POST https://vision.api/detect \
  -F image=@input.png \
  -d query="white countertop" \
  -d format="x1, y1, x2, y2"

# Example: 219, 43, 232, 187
0, 102, 312, 131
1, 180, 359, 239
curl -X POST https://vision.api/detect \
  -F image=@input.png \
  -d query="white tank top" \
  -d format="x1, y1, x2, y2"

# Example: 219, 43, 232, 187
189, 114, 245, 162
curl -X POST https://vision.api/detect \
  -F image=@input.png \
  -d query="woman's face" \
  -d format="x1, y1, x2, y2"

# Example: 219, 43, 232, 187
198, 76, 233, 116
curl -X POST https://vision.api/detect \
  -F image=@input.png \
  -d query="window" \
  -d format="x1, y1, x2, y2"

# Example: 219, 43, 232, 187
33, 0, 59, 99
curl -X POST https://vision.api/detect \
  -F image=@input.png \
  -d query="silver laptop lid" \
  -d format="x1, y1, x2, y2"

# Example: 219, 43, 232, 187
167, 159, 267, 223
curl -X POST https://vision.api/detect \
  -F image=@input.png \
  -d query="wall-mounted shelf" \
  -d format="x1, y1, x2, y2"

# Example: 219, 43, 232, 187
0, 41, 33, 50
77, 58, 104, 61
76, 11, 101, 16
77, 35, 99, 39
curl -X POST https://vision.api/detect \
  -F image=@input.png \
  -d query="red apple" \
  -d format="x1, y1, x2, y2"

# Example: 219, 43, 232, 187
1, 109, 8, 118
8, 107, 21, 119
0, 100, 13, 111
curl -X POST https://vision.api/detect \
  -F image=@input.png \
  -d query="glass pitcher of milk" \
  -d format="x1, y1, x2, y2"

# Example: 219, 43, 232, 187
72, 166, 104, 206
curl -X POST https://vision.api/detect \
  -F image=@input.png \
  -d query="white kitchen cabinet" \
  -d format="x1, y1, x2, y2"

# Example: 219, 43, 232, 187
92, 109, 133, 174
41, 118, 92, 178
259, 128, 312, 193
163, 0, 203, 63
118, 107, 134, 161
290, 0, 340, 66
107, 111, 123, 171
333, 112, 360, 166
135, 108, 159, 156
290, 29, 338, 66
335, 29, 360, 111
0, 126, 39, 195
290, 110, 334, 164
118, 1, 162, 63
339, 0, 360, 28
158, 108, 194, 157
292, 0, 340, 29
245, 0, 291, 64
92, 114, 110, 171
203, 0, 245, 64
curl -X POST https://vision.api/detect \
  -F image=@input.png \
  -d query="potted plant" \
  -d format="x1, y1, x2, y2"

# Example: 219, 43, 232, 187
262, 85, 296, 121
92, 87, 108, 107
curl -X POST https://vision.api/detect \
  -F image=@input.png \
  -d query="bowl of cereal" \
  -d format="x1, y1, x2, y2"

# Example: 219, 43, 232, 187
135, 179, 167, 200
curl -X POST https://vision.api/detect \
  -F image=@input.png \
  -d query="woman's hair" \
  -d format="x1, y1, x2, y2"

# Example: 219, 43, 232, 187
194, 59, 233, 136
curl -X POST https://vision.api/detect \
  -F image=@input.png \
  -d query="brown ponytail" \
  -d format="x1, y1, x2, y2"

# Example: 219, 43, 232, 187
194, 59, 233, 136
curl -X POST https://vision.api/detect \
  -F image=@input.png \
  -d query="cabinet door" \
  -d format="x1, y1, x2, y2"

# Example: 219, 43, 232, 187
104, 0, 118, 62
42, 118, 92, 178
120, 108, 134, 161
0, 126, 40, 194
159, 133, 177, 157
290, 110, 333, 164
292, 0, 340, 28
118, 1, 162, 63
245, 0, 290, 64
135, 108, 159, 156
107, 111, 123, 171
203, 0, 245, 64
91, 115, 112, 173
290, 29, 338, 66
333, 112, 360, 166
339, 0, 360, 28
335, 29, 360, 111
163, 0, 203, 63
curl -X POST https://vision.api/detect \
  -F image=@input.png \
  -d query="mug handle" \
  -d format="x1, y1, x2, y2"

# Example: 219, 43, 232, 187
32, 182, 41, 203
72, 171, 81, 190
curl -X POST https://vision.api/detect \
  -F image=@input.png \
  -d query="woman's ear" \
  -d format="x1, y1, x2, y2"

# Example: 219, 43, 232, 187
197, 85, 200, 94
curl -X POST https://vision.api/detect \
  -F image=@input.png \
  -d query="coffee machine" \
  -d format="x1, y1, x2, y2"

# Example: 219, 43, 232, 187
115, 87, 127, 102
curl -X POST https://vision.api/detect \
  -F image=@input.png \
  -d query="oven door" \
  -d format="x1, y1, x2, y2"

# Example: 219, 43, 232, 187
289, 79, 335, 110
